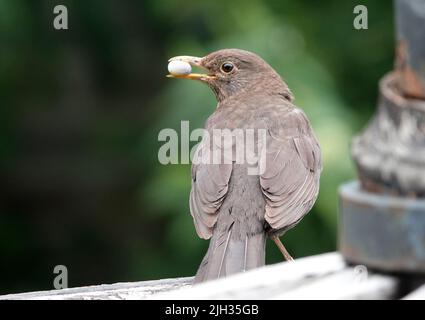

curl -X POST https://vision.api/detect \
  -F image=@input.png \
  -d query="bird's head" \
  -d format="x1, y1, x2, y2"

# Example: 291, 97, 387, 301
168, 49, 293, 102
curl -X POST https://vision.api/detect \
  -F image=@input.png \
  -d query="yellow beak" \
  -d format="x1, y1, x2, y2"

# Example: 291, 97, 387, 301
167, 56, 215, 80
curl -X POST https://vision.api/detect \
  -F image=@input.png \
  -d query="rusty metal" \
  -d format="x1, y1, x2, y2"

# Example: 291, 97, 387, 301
340, 0, 425, 273
352, 0, 425, 196
339, 181, 425, 273
395, 0, 425, 99
352, 72, 425, 197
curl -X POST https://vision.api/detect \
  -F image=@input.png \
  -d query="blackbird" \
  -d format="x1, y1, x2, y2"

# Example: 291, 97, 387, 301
168, 49, 322, 283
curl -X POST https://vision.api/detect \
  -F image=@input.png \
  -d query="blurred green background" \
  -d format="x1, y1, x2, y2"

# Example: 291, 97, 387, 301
0, 0, 394, 294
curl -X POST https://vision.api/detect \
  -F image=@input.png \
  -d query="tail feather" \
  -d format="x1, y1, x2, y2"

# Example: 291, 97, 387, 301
194, 226, 266, 283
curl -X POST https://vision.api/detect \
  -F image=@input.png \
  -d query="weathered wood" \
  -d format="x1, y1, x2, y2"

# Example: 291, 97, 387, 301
0, 277, 193, 300
151, 252, 349, 300
402, 284, 425, 300
273, 270, 397, 300
0, 252, 404, 300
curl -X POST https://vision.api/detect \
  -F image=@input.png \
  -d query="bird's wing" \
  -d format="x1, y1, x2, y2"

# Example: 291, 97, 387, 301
189, 135, 232, 239
260, 109, 322, 231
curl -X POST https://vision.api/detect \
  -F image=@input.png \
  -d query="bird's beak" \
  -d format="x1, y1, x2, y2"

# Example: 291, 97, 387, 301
167, 56, 215, 80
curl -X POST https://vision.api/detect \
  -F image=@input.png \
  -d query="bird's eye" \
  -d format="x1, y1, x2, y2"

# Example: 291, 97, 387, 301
221, 62, 234, 73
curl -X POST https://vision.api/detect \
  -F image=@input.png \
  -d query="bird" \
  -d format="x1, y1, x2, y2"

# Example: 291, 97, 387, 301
167, 49, 322, 283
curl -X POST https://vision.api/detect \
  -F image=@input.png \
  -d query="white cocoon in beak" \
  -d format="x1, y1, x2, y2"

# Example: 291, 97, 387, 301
167, 60, 192, 75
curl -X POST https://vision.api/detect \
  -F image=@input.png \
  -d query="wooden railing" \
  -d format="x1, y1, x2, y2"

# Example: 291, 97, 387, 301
1, 252, 423, 300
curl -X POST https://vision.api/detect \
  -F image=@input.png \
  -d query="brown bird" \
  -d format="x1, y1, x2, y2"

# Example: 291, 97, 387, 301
168, 49, 322, 283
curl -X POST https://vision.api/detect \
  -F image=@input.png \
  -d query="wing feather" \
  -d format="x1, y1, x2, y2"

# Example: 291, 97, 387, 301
189, 138, 232, 239
260, 109, 322, 232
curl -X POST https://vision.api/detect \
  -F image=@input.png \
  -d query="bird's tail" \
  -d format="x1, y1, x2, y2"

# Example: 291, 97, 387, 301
194, 225, 266, 284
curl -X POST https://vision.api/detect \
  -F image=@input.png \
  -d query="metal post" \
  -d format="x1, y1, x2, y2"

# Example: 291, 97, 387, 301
339, 0, 425, 273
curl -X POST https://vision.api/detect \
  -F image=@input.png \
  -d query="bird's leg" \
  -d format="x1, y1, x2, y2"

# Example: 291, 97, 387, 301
270, 235, 294, 262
